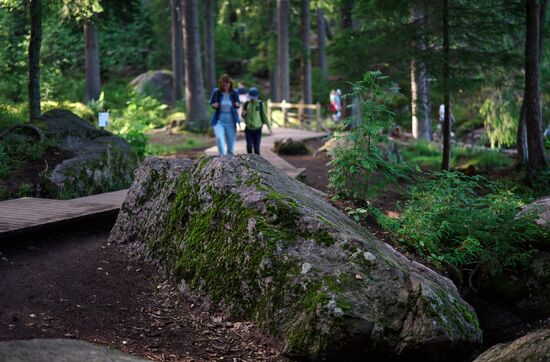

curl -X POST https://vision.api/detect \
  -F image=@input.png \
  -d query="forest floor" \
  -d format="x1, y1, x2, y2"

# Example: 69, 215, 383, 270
1, 136, 547, 361
0, 218, 287, 361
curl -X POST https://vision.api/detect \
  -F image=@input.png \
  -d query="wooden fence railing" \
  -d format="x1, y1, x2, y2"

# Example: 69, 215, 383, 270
267, 100, 327, 132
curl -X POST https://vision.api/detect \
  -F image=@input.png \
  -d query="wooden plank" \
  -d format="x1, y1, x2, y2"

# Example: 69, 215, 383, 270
0, 189, 129, 238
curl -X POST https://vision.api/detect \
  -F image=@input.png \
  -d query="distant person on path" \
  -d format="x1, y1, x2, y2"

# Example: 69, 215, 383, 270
210, 74, 240, 155
237, 81, 248, 121
438, 103, 456, 137
242, 87, 271, 155
330, 89, 342, 122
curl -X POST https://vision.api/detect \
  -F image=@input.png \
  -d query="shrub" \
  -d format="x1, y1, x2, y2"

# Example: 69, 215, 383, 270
16, 182, 33, 198
328, 71, 409, 201
108, 91, 168, 158
374, 172, 546, 277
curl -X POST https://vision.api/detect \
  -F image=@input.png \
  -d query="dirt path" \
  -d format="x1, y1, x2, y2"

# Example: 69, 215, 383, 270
0, 218, 287, 361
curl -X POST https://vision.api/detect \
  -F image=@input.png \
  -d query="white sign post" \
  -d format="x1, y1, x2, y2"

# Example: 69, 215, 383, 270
98, 112, 109, 129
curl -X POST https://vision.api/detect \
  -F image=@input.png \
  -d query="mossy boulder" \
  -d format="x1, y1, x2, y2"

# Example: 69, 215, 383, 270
273, 138, 310, 155
522, 196, 550, 229
130, 70, 174, 105
110, 155, 482, 360
40, 109, 139, 198
473, 327, 550, 362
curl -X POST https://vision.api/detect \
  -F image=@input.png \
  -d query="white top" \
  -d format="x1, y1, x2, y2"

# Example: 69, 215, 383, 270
220, 93, 232, 113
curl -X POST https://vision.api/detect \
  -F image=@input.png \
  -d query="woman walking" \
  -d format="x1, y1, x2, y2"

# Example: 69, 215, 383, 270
209, 74, 240, 155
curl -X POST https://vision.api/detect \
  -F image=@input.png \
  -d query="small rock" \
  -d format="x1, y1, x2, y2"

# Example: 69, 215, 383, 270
301, 263, 312, 274
97, 267, 103, 271
363, 252, 377, 262
355, 274, 363, 280
1, 257, 8, 263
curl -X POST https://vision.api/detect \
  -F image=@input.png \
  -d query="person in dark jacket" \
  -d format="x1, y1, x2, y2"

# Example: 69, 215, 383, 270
209, 74, 240, 155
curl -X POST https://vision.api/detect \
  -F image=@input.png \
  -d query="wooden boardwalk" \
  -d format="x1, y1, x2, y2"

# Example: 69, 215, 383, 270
0, 189, 128, 238
0, 128, 327, 238
205, 127, 328, 178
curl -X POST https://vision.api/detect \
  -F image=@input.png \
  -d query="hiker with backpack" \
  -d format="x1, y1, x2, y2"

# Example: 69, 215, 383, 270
209, 74, 240, 155
242, 87, 271, 155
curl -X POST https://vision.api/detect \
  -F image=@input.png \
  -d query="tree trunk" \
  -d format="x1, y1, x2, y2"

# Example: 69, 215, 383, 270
524, 0, 547, 176
441, 0, 451, 171
316, 7, 327, 80
301, 0, 312, 108
269, 1, 278, 100
204, 0, 216, 93
171, 0, 184, 103
410, 1, 431, 140
182, 0, 209, 130
84, 16, 101, 103
340, 0, 354, 30
517, 0, 547, 166
277, 0, 290, 102
28, 0, 42, 122
517, 103, 529, 165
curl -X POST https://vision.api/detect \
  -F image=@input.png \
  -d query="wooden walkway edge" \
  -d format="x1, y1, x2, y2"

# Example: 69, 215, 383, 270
0, 189, 128, 239
204, 127, 328, 178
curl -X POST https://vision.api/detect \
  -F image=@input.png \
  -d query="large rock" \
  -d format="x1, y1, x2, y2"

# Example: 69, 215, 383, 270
130, 70, 174, 105
110, 155, 482, 360
40, 109, 139, 197
473, 327, 550, 362
0, 339, 148, 362
522, 196, 550, 229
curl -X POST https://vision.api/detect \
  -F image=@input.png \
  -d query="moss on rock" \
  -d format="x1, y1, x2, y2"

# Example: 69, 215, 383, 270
110, 155, 482, 360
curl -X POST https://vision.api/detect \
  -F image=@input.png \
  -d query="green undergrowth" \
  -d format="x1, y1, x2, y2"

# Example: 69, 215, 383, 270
401, 141, 513, 171
357, 172, 547, 281
0, 132, 57, 180
145, 138, 208, 156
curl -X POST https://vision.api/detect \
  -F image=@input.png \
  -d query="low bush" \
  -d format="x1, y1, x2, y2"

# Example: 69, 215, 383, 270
364, 172, 546, 279
108, 91, 168, 158
328, 71, 409, 201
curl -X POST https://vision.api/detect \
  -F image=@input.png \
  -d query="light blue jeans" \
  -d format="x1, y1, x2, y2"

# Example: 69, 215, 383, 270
213, 112, 237, 155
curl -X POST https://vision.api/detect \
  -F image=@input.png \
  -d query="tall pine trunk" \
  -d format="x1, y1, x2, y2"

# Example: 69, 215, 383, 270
524, 0, 547, 176
410, 1, 431, 140
182, 0, 209, 130
441, 0, 451, 171
84, 16, 101, 103
301, 0, 312, 107
204, 0, 216, 93
171, 0, 184, 103
340, 0, 354, 30
277, 0, 290, 102
517, 103, 528, 165
28, 0, 42, 121
316, 7, 327, 80
269, 1, 278, 100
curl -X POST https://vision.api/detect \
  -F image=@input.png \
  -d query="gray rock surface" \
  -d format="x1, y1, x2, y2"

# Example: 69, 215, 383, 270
40, 109, 139, 197
473, 327, 550, 362
110, 155, 482, 360
0, 339, 148, 362
130, 70, 174, 105
522, 196, 550, 229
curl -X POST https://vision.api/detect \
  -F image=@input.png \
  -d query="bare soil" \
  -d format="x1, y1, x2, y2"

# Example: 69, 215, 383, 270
0, 218, 287, 362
